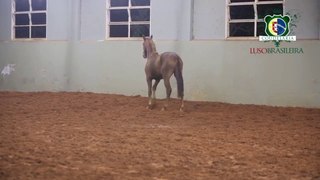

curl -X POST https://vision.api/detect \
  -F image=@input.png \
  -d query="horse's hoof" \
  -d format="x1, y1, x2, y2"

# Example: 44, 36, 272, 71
161, 107, 167, 111
179, 107, 184, 112
146, 105, 152, 110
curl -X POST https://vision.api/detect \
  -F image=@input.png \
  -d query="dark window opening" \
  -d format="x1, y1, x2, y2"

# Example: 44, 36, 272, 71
231, 0, 254, 2
13, 0, 47, 39
131, 0, 150, 6
15, 0, 29, 12
31, 26, 46, 38
15, 14, 29, 25
130, 24, 150, 37
257, 4, 283, 19
31, 0, 46, 11
230, 5, 254, 19
110, 25, 129, 37
15, 27, 29, 38
228, 1, 283, 38
259, 0, 283, 1
110, 10, 129, 22
31, 13, 46, 25
110, 0, 128, 7
230, 22, 254, 37
131, 9, 150, 21
257, 22, 266, 36
108, 0, 150, 38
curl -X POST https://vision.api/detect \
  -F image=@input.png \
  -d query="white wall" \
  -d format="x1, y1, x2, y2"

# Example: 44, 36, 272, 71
0, 0, 12, 41
1, 0, 319, 41
47, 0, 69, 40
0, 0, 320, 107
81, 0, 106, 40
151, 0, 193, 40
286, 0, 319, 39
1, 40, 320, 107
319, 0, 320, 39
193, 0, 226, 39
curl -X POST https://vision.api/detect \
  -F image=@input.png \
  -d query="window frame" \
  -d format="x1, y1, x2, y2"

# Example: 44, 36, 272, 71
106, 0, 151, 40
226, 0, 285, 40
11, 0, 48, 40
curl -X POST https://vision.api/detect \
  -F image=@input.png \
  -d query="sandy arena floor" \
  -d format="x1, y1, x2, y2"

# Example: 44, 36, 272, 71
0, 92, 319, 179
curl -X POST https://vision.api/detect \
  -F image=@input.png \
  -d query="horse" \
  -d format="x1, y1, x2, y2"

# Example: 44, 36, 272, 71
142, 35, 184, 111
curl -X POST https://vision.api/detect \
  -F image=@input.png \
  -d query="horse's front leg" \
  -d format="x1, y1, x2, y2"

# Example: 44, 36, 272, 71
146, 78, 153, 109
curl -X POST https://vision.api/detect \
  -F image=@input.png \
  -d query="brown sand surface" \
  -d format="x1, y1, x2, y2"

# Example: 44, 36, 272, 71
0, 92, 319, 179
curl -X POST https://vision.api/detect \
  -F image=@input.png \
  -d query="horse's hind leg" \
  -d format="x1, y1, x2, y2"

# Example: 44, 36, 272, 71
180, 97, 184, 112
146, 78, 153, 109
162, 77, 172, 111
152, 79, 160, 103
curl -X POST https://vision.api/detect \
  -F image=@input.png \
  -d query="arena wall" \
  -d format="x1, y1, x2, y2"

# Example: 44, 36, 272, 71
1, 40, 319, 107
0, 0, 319, 107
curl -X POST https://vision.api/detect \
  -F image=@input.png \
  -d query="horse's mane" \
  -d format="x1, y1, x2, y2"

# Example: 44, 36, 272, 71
146, 39, 157, 54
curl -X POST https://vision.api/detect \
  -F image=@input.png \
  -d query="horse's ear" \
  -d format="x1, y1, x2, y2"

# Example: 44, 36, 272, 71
150, 35, 153, 39
142, 35, 146, 41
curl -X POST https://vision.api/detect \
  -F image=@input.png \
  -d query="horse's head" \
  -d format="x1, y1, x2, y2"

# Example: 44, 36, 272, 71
142, 35, 154, 59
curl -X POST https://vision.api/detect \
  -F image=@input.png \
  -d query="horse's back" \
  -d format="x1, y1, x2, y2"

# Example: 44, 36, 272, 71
160, 52, 181, 61
145, 52, 183, 80
160, 52, 183, 68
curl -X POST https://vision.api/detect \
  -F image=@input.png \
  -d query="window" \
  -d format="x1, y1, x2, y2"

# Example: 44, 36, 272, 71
227, 0, 284, 38
106, 0, 151, 38
12, 0, 47, 39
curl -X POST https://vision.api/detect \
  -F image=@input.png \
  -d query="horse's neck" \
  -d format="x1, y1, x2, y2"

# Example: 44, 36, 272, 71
147, 49, 159, 59
146, 52, 160, 67
147, 41, 158, 58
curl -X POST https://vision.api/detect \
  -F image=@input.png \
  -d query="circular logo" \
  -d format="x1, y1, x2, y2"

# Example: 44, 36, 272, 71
268, 17, 287, 36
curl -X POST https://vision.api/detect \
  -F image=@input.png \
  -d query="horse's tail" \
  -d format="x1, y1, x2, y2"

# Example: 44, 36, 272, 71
174, 57, 184, 98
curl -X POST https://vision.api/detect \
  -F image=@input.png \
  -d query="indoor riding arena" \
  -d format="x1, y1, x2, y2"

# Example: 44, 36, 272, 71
1, 0, 320, 179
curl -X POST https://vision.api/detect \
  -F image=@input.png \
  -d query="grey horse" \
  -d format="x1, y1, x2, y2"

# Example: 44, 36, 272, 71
142, 35, 184, 111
